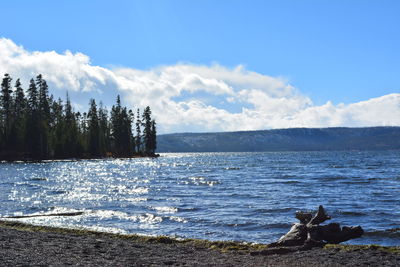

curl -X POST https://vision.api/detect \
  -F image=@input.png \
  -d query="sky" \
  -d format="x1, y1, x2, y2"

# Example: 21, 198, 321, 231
0, 0, 399, 133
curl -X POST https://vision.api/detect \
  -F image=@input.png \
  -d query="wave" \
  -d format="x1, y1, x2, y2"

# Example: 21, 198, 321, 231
151, 206, 178, 214
224, 167, 241, 170
264, 223, 293, 229
279, 180, 301, 184
319, 176, 347, 181
177, 207, 202, 212
337, 210, 367, 216
180, 176, 220, 187
342, 180, 371, 184
88, 209, 164, 224
318, 176, 373, 184
253, 207, 294, 214
364, 228, 400, 238
14, 182, 41, 188
214, 221, 291, 231
48, 190, 67, 195
228, 193, 263, 199
329, 165, 346, 168
167, 216, 188, 223
9, 208, 166, 225
29, 177, 48, 181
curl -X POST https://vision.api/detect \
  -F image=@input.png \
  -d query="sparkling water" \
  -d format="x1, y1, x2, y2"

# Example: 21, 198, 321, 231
0, 151, 399, 246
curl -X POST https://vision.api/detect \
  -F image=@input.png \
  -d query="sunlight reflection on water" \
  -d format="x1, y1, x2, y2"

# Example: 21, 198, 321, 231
0, 151, 399, 245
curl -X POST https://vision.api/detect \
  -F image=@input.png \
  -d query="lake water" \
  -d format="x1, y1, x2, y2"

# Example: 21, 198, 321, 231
0, 151, 399, 246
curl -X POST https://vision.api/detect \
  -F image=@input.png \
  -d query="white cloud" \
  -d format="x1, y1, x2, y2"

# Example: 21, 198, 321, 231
0, 38, 118, 94
0, 37, 399, 134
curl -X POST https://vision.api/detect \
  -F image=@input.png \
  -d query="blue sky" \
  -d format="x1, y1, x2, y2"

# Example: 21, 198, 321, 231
0, 0, 399, 133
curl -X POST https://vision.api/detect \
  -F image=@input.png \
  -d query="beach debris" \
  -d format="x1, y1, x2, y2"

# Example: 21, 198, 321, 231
4, 211, 85, 219
274, 205, 363, 247
252, 205, 364, 255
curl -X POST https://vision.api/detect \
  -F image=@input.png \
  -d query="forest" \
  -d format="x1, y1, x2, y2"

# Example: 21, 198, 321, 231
0, 73, 157, 161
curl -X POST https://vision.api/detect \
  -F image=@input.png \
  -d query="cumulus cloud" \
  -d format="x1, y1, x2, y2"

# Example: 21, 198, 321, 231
0, 37, 399, 134
0, 38, 124, 107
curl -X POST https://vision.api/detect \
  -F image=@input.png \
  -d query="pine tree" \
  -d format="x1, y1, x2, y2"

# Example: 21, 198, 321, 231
51, 98, 64, 158
37, 75, 50, 158
142, 106, 152, 154
110, 95, 122, 156
26, 78, 41, 159
80, 111, 89, 153
27, 79, 38, 111
12, 79, 26, 153
128, 109, 136, 153
0, 74, 13, 151
150, 119, 157, 154
120, 107, 133, 156
63, 93, 79, 157
74, 111, 85, 156
135, 108, 142, 153
87, 99, 100, 156
98, 102, 110, 156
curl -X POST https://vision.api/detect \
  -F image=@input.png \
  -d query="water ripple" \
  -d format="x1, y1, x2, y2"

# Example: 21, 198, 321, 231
0, 151, 399, 246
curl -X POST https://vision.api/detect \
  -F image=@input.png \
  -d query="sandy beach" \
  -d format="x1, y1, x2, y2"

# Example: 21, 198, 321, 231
0, 220, 399, 266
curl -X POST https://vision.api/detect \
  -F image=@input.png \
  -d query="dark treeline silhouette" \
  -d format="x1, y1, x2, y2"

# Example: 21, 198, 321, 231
0, 73, 157, 161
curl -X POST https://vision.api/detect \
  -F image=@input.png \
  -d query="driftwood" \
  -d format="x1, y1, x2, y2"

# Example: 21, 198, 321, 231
251, 205, 364, 255
273, 205, 363, 248
4, 212, 84, 219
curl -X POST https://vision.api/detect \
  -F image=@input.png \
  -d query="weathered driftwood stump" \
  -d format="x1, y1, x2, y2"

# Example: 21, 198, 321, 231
273, 205, 364, 248
251, 205, 364, 255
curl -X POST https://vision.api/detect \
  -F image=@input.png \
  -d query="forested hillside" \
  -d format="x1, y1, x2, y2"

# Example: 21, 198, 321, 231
0, 73, 157, 160
157, 127, 400, 152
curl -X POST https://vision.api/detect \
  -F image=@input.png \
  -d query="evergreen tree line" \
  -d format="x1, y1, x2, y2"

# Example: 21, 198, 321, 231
0, 73, 157, 160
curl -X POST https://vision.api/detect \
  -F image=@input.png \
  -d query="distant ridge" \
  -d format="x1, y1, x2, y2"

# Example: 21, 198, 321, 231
156, 127, 400, 152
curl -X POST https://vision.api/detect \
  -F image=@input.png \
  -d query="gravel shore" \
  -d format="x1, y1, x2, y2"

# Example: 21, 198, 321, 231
0, 220, 399, 266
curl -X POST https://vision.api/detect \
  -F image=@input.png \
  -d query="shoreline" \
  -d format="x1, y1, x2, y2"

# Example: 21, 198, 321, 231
0, 220, 399, 266
0, 153, 160, 164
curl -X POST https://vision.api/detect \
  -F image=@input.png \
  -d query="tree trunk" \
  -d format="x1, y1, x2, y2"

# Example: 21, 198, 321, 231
273, 205, 363, 248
